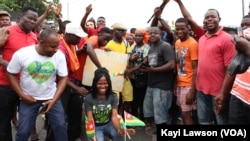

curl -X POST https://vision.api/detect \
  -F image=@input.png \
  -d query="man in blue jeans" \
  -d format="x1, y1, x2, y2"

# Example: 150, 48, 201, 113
141, 27, 175, 136
7, 28, 68, 141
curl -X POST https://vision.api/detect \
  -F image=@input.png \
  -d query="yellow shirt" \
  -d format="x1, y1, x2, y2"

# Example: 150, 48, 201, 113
105, 39, 131, 54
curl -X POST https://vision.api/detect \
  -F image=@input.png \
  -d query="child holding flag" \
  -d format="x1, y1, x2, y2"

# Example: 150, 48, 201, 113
84, 67, 135, 141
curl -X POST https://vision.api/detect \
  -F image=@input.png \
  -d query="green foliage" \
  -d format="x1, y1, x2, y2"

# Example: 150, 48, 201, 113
0, 0, 60, 21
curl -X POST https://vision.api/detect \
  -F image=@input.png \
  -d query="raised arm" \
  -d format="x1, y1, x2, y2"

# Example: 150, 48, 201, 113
53, 3, 64, 34
80, 4, 93, 34
150, 0, 170, 27
174, 0, 201, 34
35, 3, 53, 29
150, 1, 175, 44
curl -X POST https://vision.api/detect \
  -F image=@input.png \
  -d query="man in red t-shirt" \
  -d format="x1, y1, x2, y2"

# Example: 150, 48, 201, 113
0, 6, 38, 141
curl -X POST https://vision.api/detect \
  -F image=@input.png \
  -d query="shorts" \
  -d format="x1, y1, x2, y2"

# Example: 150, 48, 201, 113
143, 87, 173, 124
176, 86, 196, 112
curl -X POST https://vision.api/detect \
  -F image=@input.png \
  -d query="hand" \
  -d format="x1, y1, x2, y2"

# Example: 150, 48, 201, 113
0, 27, 9, 45
154, 7, 162, 18
45, 3, 53, 15
41, 99, 56, 114
140, 64, 151, 72
124, 69, 132, 80
234, 35, 250, 53
75, 86, 89, 96
130, 53, 139, 61
214, 93, 226, 114
21, 94, 37, 105
89, 136, 98, 141
186, 89, 196, 105
86, 4, 92, 14
54, 3, 62, 17
117, 128, 136, 136
127, 128, 136, 135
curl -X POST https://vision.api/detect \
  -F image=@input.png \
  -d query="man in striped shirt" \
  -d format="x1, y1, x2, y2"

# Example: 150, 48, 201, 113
215, 14, 250, 124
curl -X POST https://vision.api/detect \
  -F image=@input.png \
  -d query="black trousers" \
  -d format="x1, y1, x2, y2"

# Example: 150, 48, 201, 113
130, 79, 147, 121
0, 85, 19, 141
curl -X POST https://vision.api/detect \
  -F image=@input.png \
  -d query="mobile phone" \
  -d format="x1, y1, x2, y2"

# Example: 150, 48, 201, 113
140, 63, 150, 68
39, 105, 48, 114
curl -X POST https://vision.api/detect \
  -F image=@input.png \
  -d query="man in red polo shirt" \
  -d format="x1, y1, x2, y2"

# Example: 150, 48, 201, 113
0, 6, 38, 141
196, 9, 236, 125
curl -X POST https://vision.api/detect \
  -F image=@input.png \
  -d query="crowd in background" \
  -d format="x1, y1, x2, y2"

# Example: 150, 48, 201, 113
1, 0, 250, 141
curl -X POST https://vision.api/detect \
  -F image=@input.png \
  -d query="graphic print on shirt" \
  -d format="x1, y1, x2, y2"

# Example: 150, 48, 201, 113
27, 61, 55, 84
148, 53, 158, 67
177, 47, 188, 76
92, 104, 112, 124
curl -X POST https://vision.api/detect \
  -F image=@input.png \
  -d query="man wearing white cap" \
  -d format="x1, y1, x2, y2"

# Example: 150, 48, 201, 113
57, 23, 89, 141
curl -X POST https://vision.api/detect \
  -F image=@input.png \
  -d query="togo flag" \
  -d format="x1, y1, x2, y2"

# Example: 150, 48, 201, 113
85, 116, 95, 138
124, 111, 145, 126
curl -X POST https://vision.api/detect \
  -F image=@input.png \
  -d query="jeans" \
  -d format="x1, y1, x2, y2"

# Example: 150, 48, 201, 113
46, 86, 84, 141
95, 121, 123, 141
197, 91, 229, 125
143, 87, 173, 124
16, 99, 67, 141
0, 85, 19, 141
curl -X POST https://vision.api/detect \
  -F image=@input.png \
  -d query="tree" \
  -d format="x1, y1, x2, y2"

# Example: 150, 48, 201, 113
0, 0, 60, 22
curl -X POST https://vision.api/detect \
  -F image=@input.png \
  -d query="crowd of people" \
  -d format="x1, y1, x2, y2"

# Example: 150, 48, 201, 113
0, 0, 250, 141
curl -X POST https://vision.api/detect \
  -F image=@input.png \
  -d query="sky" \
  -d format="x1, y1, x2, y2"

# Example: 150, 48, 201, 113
58, 0, 250, 29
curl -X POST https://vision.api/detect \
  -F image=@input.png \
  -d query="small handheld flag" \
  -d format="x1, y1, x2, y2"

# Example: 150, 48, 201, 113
124, 111, 145, 126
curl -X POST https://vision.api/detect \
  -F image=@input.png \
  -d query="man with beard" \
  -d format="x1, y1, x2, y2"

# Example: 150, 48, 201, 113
0, 6, 39, 141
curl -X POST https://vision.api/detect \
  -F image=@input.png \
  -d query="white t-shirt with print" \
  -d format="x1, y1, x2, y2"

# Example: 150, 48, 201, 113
7, 45, 68, 100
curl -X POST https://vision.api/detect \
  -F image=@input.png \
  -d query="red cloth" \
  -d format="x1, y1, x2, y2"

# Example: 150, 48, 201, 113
0, 24, 37, 85
196, 27, 236, 96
